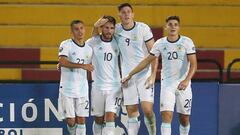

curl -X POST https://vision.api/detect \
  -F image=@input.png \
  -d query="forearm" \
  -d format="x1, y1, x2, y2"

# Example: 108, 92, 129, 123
129, 57, 152, 77
59, 59, 84, 69
185, 63, 197, 81
150, 57, 158, 77
91, 26, 99, 37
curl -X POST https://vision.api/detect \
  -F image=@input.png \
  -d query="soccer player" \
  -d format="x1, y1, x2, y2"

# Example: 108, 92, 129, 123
122, 16, 197, 135
58, 20, 93, 135
87, 16, 122, 135
116, 3, 158, 135
93, 3, 159, 135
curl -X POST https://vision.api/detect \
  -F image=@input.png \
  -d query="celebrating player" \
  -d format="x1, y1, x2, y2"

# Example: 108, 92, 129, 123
122, 16, 197, 135
58, 20, 93, 135
93, 3, 158, 134
87, 16, 122, 135
115, 3, 158, 135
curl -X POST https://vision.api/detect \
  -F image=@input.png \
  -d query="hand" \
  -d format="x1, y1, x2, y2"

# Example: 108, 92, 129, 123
145, 74, 156, 89
57, 63, 61, 71
121, 75, 132, 88
177, 79, 190, 90
94, 17, 109, 28
83, 64, 94, 72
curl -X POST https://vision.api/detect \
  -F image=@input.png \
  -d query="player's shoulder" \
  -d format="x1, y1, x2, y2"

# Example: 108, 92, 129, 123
59, 39, 72, 48
180, 35, 193, 43
86, 36, 100, 45
115, 23, 122, 31
155, 37, 168, 44
60, 39, 72, 45
135, 21, 150, 29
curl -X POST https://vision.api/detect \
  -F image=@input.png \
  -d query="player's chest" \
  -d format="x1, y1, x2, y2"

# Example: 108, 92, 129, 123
68, 48, 91, 64
160, 44, 186, 60
117, 31, 143, 47
93, 45, 119, 60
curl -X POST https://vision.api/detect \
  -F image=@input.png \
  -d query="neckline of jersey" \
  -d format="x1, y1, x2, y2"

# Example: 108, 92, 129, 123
121, 21, 136, 31
71, 39, 85, 47
100, 35, 113, 43
166, 35, 181, 43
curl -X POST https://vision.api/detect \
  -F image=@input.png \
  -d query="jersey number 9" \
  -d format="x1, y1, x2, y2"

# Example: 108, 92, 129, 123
125, 38, 130, 46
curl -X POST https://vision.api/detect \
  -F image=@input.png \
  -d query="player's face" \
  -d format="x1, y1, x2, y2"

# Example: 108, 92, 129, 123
166, 20, 180, 36
102, 22, 115, 40
119, 6, 134, 25
71, 23, 85, 40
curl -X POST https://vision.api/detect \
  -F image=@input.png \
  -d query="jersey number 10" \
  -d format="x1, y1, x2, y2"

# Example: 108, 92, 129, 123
104, 52, 113, 61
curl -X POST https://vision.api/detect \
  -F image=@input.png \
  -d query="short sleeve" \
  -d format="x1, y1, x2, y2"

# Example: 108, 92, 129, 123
58, 41, 70, 57
150, 41, 161, 57
142, 24, 154, 42
185, 38, 196, 55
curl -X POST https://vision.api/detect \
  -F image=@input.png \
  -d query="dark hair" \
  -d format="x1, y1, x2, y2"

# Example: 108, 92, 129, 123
118, 3, 133, 11
103, 15, 116, 26
166, 16, 180, 23
70, 20, 84, 27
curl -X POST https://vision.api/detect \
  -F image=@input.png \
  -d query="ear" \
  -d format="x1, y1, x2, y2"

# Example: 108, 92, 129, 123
164, 24, 167, 30
132, 12, 135, 18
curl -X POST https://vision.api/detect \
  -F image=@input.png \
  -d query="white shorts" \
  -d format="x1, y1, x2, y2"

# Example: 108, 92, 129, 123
122, 75, 154, 105
160, 81, 192, 115
91, 87, 123, 117
58, 93, 89, 118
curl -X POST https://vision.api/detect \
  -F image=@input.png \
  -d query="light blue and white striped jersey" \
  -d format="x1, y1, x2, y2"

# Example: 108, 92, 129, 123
58, 39, 93, 98
86, 35, 121, 91
115, 22, 153, 79
150, 35, 196, 85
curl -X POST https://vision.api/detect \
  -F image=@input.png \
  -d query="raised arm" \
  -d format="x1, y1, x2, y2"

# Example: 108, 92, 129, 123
92, 17, 108, 36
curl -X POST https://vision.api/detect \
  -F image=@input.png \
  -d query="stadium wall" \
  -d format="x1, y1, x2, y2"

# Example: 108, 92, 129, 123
0, 82, 239, 135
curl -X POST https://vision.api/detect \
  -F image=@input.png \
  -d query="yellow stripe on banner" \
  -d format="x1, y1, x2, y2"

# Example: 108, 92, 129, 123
0, 5, 240, 27
0, 68, 22, 80
224, 50, 240, 69
0, 26, 92, 47
163, 27, 240, 48
0, 0, 239, 5
40, 47, 58, 68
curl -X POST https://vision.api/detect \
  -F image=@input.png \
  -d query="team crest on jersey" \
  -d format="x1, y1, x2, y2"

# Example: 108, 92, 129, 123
192, 47, 196, 51
115, 49, 118, 53
178, 46, 182, 51
98, 47, 103, 50
163, 46, 167, 51
133, 35, 138, 41
59, 47, 63, 52
72, 52, 76, 55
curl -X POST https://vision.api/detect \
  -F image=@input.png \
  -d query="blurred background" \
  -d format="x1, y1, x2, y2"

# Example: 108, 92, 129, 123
0, 0, 239, 135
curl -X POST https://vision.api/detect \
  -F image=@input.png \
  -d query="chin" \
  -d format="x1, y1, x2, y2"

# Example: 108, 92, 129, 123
107, 35, 112, 39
